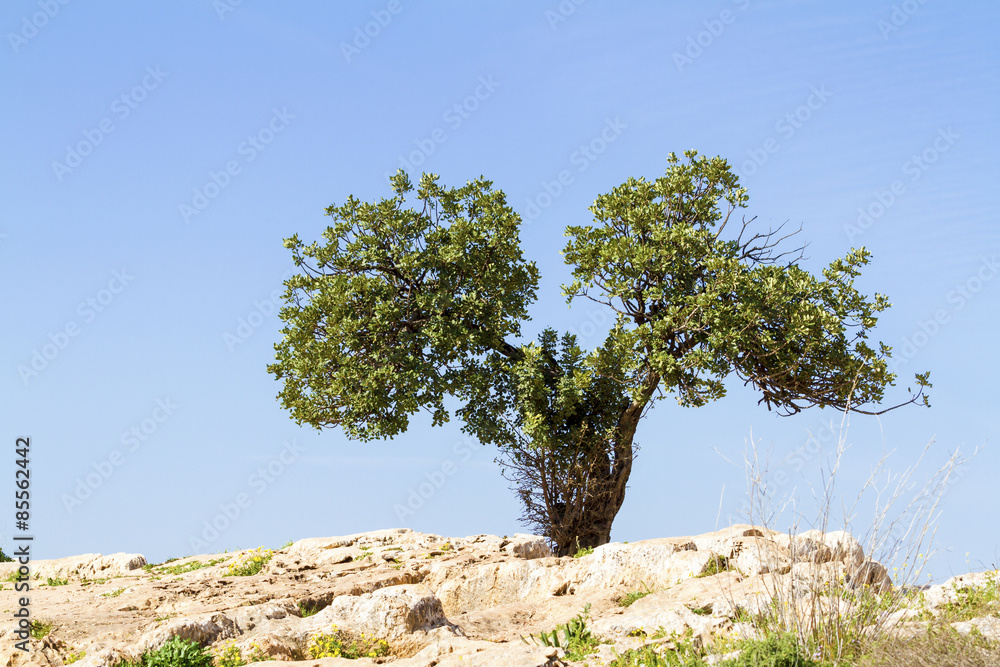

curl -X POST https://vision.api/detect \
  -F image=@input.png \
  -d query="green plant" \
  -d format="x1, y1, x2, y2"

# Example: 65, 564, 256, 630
619, 581, 654, 607
440, 542, 452, 551
149, 558, 227, 577
307, 624, 390, 659
278, 540, 294, 550
224, 548, 273, 577
30, 619, 52, 639
45, 576, 69, 586
101, 586, 127, 598
522, 604, 602, 661
298, 600, 325, 617
573, 545, 595, 559
610, 642, 707, 666
698, 555, 732, 578
723, 633, 822, 667
933, 570, 1000, 622
0, 547, 12, 563
65, 650, 86, 664
214, 642, 245, 667
123, 636, 214, 667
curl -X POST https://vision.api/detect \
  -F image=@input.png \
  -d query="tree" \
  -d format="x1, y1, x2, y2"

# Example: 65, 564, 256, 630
269, 151, 930, 555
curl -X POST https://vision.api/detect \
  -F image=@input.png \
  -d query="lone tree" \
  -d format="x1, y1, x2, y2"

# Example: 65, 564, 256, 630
269, 151, 930, 555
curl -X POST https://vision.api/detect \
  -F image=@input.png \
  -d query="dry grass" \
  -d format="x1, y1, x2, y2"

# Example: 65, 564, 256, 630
721, 405, 977, 664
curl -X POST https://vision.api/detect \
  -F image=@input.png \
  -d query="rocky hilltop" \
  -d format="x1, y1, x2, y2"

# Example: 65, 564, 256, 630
2, 525, 997, 666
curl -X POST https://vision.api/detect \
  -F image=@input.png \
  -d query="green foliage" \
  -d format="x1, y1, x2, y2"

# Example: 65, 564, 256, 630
307, 624, 390, 659
721, 633, 823, 667
619, 581, 654, 607
65, 651, 86, 664
573, 545, 595, 558
698, 555, 733, 578
101, 586, 126, 598
271, 153, 931, 551
45, 576, 69, 586
933, 570, 1000, 622
213, 642, 245, 667
522, 604, 602, 661
0, 548, 13, 563
224, 548, 273, 577
122, 636, 214, 667
30, 619, 51, 639
298, 600, 325, 617
213, 641, 271, 667
270, 170, 539, 438
147, 558, 227, 576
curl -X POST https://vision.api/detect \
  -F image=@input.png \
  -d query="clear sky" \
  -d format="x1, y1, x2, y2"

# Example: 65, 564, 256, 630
3, 1, 997, 582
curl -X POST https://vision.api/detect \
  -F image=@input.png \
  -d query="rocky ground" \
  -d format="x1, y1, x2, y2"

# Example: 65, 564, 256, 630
1, 525, 997, 666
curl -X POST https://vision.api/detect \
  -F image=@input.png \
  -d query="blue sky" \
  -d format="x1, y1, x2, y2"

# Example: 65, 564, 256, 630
3, 1, 997, 582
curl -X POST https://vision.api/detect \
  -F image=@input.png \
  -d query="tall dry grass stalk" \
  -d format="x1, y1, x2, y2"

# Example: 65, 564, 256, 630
731, 411, 973, 663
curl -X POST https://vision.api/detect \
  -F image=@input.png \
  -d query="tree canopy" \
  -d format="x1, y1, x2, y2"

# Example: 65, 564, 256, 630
269, 151, 929, 554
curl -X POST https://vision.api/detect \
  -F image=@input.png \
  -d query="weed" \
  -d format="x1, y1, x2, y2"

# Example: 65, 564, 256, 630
224, 548, 273, 577
573, 546, 595, 558
119, 636, 214, 667
64, 650, 86, 664
697, 555, 732, 578
933, 570, 1000, 622
30, 619, 52, 639
101, 587, 127, 598
307, 624, 390, 659
619, 581, 655, 608
440, 542, 452, 551
522, 603, 603, 661
214, 640, 272, 667
45, 576, 69, 586
298, 600, 325, 617
148, 558, 227, 577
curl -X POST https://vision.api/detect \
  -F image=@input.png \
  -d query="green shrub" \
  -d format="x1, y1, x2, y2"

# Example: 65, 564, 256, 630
45, 576, 69, 586
121, 636, 214, 667
30, 619, 51, 639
